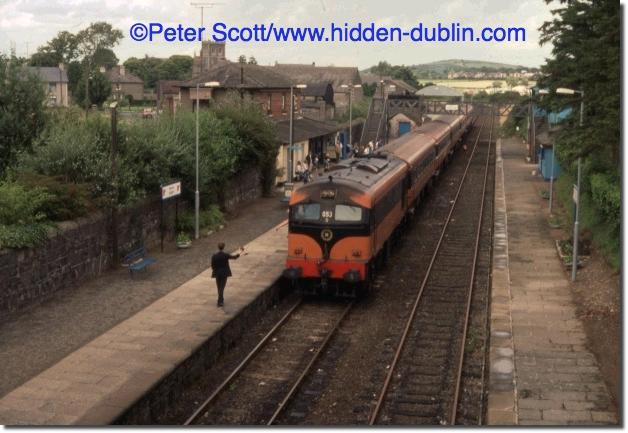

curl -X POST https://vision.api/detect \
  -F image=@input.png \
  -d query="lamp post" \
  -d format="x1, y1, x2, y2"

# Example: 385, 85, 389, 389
195, 80, 220, 240
556, 87, 584, 281
109, 102, 119, 264
340, 84, 362, 155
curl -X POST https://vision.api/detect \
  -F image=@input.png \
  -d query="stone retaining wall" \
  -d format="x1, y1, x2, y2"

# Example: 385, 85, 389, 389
0, 168, 262, 314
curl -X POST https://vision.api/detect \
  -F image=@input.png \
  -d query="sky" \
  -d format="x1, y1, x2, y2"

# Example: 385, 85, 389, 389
0, 0, 554, 69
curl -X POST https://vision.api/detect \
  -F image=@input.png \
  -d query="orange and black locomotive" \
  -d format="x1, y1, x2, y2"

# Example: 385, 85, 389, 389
284, 112, 474, 295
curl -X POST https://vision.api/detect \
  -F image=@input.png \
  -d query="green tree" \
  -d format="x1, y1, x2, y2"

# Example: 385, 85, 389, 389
391, 65, 419, 89
157, 55, 193, 81
0, 55, 47, 176
76, 22, 123, 112
538, 0, 620, 265
92, 47, 118, 69
370, 61, 393, 77
238, 55, 247, 64
248, 56, 258, 65
29, 30, 78, 66
74, 70, 112, 107
124, 56, 164, 88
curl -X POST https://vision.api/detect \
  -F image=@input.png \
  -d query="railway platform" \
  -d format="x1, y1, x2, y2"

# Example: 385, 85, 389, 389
486, 136, 617, 425
0, 222, 288, 425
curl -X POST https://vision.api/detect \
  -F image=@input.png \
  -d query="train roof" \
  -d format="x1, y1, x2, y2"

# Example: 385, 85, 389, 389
290, 155, 406, 206
322, 155, 406, 189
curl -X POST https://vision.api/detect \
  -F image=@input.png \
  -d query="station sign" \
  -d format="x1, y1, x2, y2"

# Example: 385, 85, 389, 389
161, 181, 181, 200
446, 104, 459, 112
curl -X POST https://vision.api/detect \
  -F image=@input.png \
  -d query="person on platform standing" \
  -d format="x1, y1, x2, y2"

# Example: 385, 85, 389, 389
211, 243, 245, 307
295, 160, 304, 181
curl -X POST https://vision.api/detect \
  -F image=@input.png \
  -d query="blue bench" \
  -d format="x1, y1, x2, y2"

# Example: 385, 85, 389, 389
122, 246, 157, 276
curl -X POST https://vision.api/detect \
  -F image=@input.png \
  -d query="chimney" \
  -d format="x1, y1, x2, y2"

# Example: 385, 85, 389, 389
58, 62, 65, 71
120, 65, 125, 76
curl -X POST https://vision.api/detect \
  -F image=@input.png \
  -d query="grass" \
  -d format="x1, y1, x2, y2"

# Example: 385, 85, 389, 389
552, 171, 619, 270
417, 79, 537, 91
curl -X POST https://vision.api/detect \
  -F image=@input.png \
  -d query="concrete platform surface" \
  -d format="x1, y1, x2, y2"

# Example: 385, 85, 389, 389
0, 222, 288, 425
486, 137, 618, 425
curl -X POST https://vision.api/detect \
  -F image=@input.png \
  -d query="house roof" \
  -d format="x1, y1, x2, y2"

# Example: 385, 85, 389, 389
302, 82, 333, 97
271, 63, 361, 89
105, 66, 143, 84
156, 80, 185, 96
416, 85, 463, 97
25, 66, 68, 83
275, 117, 341, 143
360, 72, 383, 85
183, 62, 293, 89
389, 79, 418, 94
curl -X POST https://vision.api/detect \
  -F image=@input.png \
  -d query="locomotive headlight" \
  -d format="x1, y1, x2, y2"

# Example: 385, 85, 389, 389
294, 247, 303, 255
352, 249, 362, 257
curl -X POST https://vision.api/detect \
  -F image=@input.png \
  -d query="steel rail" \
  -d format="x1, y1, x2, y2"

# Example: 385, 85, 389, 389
450, 107, 495, 425
266, 301, 354, 425
183, 298, 303, 425
368, 112, 488, 426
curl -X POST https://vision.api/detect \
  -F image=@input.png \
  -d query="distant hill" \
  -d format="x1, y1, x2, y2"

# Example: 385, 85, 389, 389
363, 59, 538, 79
413, 59, 529, 72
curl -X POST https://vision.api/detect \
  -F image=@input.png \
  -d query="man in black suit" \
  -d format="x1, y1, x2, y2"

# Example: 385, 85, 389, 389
211, 242, 244, 307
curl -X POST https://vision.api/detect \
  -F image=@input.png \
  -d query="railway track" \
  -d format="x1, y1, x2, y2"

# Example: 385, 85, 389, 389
368, 110, 495, 425
184, 298, 353, 425
167, 108, 496, 426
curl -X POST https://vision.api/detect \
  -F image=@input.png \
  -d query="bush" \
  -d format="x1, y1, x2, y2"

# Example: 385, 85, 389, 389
13, 172, 95, 221
0, 182, 53, 249
176, 205, 224, 234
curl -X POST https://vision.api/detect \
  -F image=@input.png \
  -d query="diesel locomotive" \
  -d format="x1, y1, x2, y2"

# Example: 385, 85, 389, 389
283, 111, 475, 295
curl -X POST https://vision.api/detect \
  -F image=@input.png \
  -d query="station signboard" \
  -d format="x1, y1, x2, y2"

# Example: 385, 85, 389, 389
161, 181, 181, 200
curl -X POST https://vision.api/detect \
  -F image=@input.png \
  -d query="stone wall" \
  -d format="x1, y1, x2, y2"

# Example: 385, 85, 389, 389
0, 168, 261, 314
0, 197, 182, 314
221, 167, 263, 213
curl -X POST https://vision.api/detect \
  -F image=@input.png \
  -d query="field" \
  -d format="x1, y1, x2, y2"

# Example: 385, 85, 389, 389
417, 79, 536, 94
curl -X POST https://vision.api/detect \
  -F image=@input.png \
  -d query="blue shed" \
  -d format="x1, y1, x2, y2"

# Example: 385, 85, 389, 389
539, 144, 561, 181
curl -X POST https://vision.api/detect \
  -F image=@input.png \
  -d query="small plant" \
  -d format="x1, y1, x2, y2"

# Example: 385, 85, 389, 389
539, 189, 550, 200
176, 232, 192, 248
176, 232, 191, 243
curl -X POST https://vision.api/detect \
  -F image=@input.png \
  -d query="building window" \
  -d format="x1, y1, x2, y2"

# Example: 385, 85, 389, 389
267, 94, 272, 114
281, 94, 286, 112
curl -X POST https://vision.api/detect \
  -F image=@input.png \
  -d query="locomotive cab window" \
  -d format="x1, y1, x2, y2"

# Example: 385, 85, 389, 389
293, 203, 321, 221
334, 205, 363, 222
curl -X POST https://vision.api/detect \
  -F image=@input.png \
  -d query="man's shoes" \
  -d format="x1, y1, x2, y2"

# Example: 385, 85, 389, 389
217, 301, 224, 307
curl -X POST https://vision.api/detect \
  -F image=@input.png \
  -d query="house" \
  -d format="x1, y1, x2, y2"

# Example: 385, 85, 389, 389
105, 65, 144, 102
156, 80, 185, 114
271, 62, 362, 115
26, 65, 69, 107
179, 62, 300, 119
300, 82, 335, 121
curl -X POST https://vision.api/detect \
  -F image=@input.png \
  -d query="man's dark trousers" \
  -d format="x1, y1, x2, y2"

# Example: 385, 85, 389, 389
216, 276, 227, 305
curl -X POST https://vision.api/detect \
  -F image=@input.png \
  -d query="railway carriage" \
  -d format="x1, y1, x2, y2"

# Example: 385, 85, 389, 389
284, 110, 475, 296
